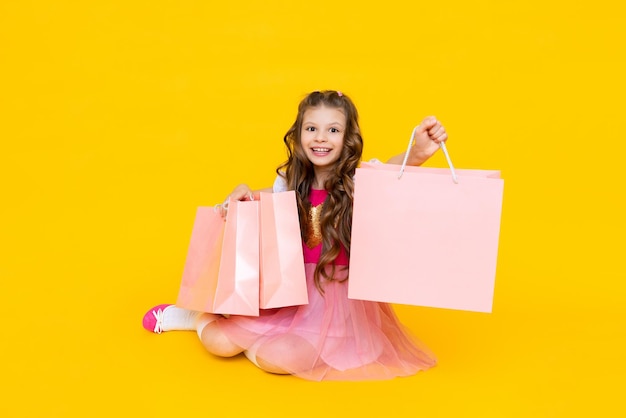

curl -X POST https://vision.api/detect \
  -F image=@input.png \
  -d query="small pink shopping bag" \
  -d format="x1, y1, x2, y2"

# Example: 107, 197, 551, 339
348, 160, 504, 313
259, 191, 308, 309
176, 199, 260, 316
175, 206, 225, 313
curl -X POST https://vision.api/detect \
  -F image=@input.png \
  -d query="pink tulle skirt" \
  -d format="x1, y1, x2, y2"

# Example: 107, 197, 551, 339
214, 264, 437, 381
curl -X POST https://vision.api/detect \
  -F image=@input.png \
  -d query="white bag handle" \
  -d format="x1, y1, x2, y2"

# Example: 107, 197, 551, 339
398, 126, 458, 183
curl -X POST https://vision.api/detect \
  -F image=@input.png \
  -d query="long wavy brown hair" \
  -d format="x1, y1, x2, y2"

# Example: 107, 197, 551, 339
277, 90, 363, 293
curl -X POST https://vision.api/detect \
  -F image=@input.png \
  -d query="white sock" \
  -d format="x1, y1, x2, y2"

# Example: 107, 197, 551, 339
160, 306, 202, 331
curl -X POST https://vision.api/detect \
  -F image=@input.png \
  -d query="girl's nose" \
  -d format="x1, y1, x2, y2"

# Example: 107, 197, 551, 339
315, 132, 328, 142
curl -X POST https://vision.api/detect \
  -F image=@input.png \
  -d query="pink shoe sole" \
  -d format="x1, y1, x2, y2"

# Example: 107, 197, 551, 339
142, 304, 173, 334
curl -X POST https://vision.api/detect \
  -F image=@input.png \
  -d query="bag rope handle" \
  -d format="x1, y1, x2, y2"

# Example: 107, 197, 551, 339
398, 126, 458, 183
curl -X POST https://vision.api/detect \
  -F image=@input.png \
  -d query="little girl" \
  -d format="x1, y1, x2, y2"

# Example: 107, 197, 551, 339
143, 90, 448, 381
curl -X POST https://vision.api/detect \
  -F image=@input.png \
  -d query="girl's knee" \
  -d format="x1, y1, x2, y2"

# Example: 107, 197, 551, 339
199, 322, 243, 357
255, 356, 290, 375
254, 335, 318, 374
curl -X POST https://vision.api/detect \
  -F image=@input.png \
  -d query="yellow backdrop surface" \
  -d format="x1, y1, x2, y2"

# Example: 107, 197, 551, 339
1, 1, 624, 417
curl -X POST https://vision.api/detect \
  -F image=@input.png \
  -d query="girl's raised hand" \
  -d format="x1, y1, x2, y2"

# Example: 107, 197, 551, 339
410, 116, 448, 163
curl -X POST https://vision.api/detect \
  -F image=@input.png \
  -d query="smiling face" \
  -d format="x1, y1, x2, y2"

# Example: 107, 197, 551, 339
300, 105, 346, 187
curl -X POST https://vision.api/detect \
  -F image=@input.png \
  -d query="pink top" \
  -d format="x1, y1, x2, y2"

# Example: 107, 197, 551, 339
302, 189, 350, 266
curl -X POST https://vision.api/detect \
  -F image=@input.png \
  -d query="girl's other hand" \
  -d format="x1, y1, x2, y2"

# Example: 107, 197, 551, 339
217, 184, 255, 218
229, 184, 256, 201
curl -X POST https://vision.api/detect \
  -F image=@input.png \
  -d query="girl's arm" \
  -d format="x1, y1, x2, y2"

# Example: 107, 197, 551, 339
386, 116, 448, 166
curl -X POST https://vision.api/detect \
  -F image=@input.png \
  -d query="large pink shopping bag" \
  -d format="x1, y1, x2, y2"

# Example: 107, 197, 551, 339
259, 191, 308, 309
348, 161, 504, 313
176, 199, 260, 316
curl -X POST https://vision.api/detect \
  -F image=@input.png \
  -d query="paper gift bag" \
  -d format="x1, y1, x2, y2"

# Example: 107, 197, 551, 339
348, 162, 504, 313
258, 191, 308, 309
176, 199, 260, 316
175, 206, 225, 313
214, 199, 260, 315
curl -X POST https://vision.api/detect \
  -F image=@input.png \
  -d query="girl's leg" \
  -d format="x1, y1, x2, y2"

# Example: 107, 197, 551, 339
143, 306, 243, 357
246, 334, 318, 375
145, 306, 317, 373
243, 346, 289, 375
196, 315, 244, 358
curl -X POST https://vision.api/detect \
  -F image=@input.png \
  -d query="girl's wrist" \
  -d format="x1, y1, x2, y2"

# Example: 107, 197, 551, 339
408, 149, 430, 166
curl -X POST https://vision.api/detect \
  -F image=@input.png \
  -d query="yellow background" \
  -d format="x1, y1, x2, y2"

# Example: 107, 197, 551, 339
1, 1, 624, 417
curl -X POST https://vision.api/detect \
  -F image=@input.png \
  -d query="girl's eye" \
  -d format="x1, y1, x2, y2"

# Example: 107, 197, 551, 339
305, 126, 316, 132
330, 127, 340, 133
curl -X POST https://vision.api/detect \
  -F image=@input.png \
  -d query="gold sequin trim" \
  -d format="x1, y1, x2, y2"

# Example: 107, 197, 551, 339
304, 202, 324, 248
